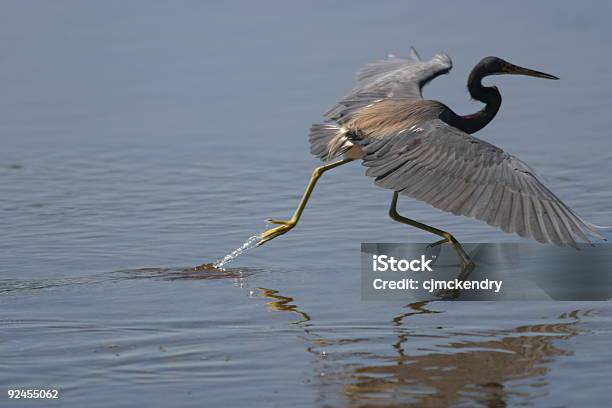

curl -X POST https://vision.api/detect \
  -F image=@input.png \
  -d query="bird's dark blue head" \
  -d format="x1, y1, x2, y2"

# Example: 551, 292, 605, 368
459, 56, 558, 135
475, 56, 559, 80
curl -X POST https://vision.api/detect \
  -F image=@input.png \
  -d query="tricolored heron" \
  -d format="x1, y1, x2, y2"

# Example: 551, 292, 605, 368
257, 48, 602, 267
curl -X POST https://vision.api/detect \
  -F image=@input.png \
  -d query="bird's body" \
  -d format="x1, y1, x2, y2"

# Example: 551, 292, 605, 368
314, 99, 447, 161
258, 48, 603, 260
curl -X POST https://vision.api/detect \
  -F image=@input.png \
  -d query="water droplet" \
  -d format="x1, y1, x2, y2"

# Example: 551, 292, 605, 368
213, 234, 259, 269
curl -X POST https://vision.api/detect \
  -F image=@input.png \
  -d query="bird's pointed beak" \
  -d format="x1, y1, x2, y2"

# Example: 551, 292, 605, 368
502, 62, 559, 80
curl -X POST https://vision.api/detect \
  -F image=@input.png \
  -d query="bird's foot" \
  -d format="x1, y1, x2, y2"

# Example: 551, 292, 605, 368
435, 288, 460, 300
433, 259, 475, 299
426, 238, 448, 251
265, 218, 293, 225
257, 219, 296, 246
427, 234, 475, 270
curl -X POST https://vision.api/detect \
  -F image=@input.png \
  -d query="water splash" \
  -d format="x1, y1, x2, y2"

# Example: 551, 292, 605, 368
212, 235, 260, 269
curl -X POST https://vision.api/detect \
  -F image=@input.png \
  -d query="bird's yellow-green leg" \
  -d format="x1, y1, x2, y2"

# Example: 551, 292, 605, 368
257, 158, 354, 246
388, 192, 474, 269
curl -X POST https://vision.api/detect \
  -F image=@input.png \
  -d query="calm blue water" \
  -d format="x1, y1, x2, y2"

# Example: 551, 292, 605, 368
2, 2, 612, 407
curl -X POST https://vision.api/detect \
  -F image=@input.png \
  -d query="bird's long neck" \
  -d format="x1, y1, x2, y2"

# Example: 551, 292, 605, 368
449, 68, 502, 134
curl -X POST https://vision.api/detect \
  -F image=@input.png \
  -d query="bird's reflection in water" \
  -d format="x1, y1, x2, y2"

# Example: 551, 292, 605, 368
257, 287, 311, 324
257, 286, 587, 407
341, 305, 585, 407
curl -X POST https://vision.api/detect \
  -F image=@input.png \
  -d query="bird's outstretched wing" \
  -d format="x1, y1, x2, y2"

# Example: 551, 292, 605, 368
324, 48, 452, 123
353, 119, 602, 247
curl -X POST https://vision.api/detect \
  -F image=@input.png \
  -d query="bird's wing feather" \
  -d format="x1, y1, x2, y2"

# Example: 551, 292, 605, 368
324, 48, 452, 123
353, 119, 602, 246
